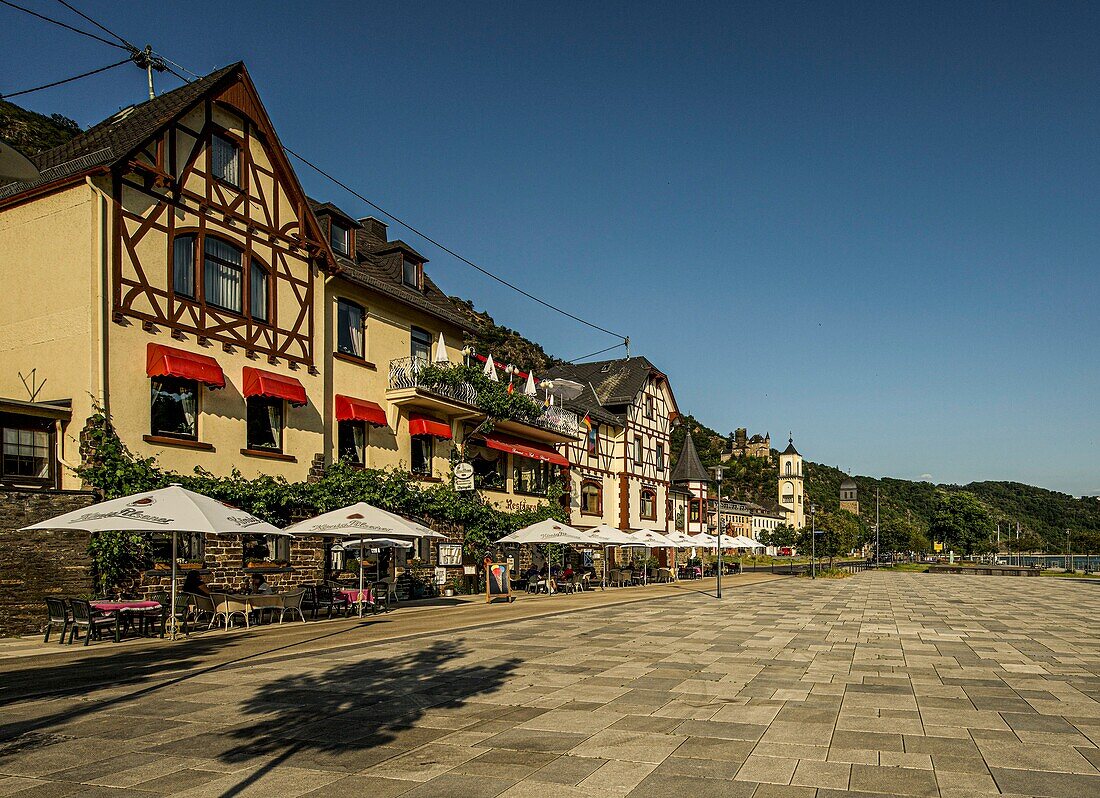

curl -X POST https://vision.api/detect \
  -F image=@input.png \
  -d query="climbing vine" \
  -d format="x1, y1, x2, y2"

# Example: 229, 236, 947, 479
418, 363, 545, 431
75, 411, 568, 591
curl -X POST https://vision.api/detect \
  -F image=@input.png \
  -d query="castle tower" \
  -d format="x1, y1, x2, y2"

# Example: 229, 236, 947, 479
840, 476, 859, 516
778, 435, 805, 529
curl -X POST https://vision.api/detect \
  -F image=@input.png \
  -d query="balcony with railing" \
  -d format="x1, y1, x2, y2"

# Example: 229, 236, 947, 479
387, 357, 580, 441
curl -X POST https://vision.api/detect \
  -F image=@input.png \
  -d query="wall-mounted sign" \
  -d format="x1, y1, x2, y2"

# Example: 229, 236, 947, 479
434, 567, 447, 585
438, 543, 463, 567
453, 462, 475, 491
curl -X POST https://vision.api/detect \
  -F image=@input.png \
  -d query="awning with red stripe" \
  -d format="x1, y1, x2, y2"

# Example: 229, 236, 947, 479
146, 343, 225, 388
482, 432, 568, 466
408, 413, 451, 439
335, 395, 388, 427
242, 367, 307, 407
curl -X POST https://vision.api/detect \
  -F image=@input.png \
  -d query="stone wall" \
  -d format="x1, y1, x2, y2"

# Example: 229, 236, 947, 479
0, 487, 97, 637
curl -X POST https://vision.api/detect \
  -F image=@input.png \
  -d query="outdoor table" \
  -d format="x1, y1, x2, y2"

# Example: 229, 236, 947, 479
89, 600, 161, 642
228, 594, 286, 625
338, 587, 373, 611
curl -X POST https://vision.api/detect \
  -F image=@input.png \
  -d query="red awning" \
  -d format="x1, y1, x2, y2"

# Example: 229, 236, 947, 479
146, 343, 225, 388
242, 366, 307, 407
482, 432, 568, 466
335, 395, 387, 427
408, 413, 452, 439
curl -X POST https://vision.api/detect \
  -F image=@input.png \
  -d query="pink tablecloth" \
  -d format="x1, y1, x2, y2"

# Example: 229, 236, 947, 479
338, 588, 372, 604
90, 600, 161, 612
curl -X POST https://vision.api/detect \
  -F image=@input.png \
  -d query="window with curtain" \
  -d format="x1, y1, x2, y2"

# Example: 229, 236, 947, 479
330, 221, 349, 255
580, 480, 602, 515
150, 377, 198, 439
1, 423, 52, 481
336, 299, 365, 357
690, 502, 701, 522
410, 326, 431, 361
172, 235, 195, 298
633, 437, 643, 465
211, 133, 240, 186
338, 420, 366, 465
203, 237, 243, 313
250, 262, 268, 322
640, 489, 657, 520
246, 396, 283, 451
402, 258, 420, 288
411, 434, 432, 475
514, 455, 552, 496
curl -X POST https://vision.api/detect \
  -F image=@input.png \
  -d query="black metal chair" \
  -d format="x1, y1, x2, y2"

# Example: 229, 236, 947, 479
68, 599, 116, 646
43, 597, 71, 644
151, 590, 189, 637
371, 581, 390, 613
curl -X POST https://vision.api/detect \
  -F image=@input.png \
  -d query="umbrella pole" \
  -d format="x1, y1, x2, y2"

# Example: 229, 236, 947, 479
170, 531, 178, 640
358, 554, 364, 618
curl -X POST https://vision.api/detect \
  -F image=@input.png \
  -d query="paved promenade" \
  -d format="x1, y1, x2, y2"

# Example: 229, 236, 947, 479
0, 572, 1097, 797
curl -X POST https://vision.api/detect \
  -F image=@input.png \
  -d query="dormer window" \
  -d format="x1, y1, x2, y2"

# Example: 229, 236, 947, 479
330, 221, 349, 256
210, 133, 240, 186
402, 258, 421, 289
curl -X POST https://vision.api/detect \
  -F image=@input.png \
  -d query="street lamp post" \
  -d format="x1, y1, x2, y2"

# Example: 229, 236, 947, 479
1066, 528, 1071, 572
811, 503, 817, 579
875, 486, 880, 565
713, 466, 723, 599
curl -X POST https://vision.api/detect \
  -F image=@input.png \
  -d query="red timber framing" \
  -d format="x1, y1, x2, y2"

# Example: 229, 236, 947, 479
110, 67, 332, 366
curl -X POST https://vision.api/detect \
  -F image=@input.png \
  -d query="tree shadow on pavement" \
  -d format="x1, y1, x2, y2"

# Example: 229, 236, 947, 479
209, 639, 520, 797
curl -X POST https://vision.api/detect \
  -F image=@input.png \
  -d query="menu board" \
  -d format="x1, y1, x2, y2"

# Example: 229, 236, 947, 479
485, 562, 511, 603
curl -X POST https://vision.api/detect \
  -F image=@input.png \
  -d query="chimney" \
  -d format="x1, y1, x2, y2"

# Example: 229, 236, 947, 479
359, 216, 388, 242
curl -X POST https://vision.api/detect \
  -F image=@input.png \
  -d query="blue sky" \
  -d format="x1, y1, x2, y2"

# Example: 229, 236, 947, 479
3, 1, 1098, 495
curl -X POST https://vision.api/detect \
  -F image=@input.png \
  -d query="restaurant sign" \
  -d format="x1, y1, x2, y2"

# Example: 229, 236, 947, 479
453, 462, 475, 491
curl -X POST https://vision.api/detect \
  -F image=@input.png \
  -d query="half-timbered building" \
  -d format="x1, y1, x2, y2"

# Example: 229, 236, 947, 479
0, 64, 332, 487
545, 357, 679, 532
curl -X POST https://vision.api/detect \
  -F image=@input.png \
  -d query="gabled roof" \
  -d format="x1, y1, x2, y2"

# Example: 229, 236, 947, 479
1, 64, 239, 201
543, 356, 676, 427
670, 433, 710, 484
310, 197, 477, 333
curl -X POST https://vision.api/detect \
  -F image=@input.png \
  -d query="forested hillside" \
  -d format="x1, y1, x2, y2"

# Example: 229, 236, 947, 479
672, 414, 1100, 552
0, 100, 80, 157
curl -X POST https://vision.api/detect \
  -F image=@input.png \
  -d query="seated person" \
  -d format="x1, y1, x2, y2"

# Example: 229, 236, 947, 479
560, 566, 575, 580
182, 570, 210, 597
250, 573, 273, 595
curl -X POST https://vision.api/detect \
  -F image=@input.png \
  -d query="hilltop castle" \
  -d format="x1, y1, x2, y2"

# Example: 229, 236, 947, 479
724, 428, 770, 460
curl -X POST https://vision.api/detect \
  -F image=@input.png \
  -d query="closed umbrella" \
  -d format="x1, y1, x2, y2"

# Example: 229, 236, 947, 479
20, 484, 284, 638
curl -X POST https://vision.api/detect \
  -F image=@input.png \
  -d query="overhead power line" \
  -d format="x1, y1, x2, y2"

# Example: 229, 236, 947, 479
283, 146, 628, 342
567, 342, 629, 363
53, 0, 136, 51
5, 2, 630, 344
0, 56, 132, 99
0, 0, 129, 50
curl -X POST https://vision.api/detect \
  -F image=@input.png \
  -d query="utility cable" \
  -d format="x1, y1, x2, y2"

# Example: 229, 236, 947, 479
0, 0, 129, 50
53, 0, 137, 51
81, 48, 631, 344
283, 146, 628, 342
567, 342, 628, 363
0, 56, 132, 100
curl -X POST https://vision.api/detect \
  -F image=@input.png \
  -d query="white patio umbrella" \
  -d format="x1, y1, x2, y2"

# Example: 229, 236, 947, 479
20, 484, 284, 637
729, 535, 763, 549
584, 524, 638, 587
435, 332, 450, 363
285, 502, 443, 616
498, 519, 588, 591
624, 527, 679, 584
333, 537, 414, 614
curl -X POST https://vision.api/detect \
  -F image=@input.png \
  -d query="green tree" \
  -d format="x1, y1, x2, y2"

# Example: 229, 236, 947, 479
1005, 530, 1045, 553
929, 491, 994, 555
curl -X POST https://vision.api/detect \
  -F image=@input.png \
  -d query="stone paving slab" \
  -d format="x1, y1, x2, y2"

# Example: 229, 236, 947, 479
0, 573, 1098, 796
